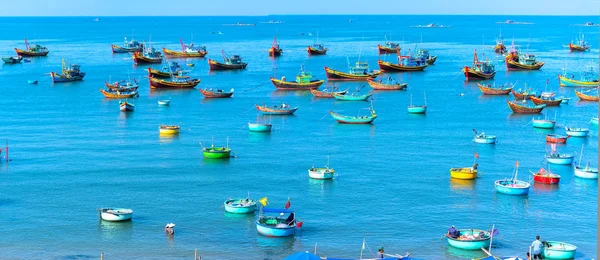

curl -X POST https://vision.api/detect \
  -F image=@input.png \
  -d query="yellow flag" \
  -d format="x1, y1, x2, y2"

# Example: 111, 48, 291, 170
259, 197, 268, 206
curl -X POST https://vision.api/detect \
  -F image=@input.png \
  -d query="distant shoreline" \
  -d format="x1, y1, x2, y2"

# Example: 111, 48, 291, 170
0, 14, 599, 17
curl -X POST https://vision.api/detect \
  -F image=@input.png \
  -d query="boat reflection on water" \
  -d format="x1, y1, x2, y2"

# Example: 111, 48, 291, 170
532, 182, 560, 193
98, 219, 134, 240
223, 211, 255, 222
573, 177, 598, 190
308, 178, 336, 195
445, 243, 488, 259
532, 127, 554, 135
449, 178, 475, 193
248, 131, 272, 143
271, 90, 312, 98
159, 133, 179, 143
254, 235, 296, 255
494, 191, 530, 212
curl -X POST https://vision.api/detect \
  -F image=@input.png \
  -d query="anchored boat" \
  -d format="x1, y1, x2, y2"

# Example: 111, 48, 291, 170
268, 37, 283, 57
248, 122, 272, 132
445, 228, 492, 250
256, 206, 300, 237
511, 87, 540, 100
332, 88, 372, 101
325, 62, 381, 81
417, 48, 437, 65
256, 103, 298, 115
568, 32, 590, 52
224, 198, 257, 214
407, 93, 427, 114
148, 62, 187, 78
163, 38, 207, 58
477, 82, 513, 95
378, 53, 428, 72
574, 89, 599, 101
564, 127, 589, 137
51, 59, 86, 83
542, 241, 577, 259
119, 101, 135, 112
149, 75, 200, 89
99, 208, 133, 222
505, 45, 544, 70
463, 49, 496, 80
133, 46, 163, 64
159, 125, 180, 135
105, 79, 139, 92
507, 100, 545, 114
310, 87, 348, 98
2, 56, 22, 64
450, 153, 479, 180
111, 36, 144, 53
377, 36, 400, 54
100, 88, 139, 99
202, 138, 231, 159
545, 144, 573, 165
546, 134, 568, 143
367, 77, 407, 90
330, 104, 377, 124
15, 38, 49, 56
308, 156, 335, 180
209, 50, 247, 70
558, 66, 598, 87
494, 32, 507, 54
532, 114, 556, 129
531, 168, 560, 184
574, 145, 598, 179
200, 88, 234, 98
307, 33, 327, 55
158, 99, 171, 106
495, 161, 530, 195
473, 130, 497, 144
530, 92, 562, 106
270, 67, 324, 90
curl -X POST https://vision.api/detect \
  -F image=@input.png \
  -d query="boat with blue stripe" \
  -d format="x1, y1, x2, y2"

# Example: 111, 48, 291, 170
495, 161, 530, 195
256, 207, 299, 237
224, 198, 256, 214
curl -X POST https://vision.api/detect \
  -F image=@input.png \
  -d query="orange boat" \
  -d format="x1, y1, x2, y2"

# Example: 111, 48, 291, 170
15, 38, 49, 57
132, 46, 163, 64
507, 100, 546, 114
199, 88, 234, 98
530, 95, 562, 106
310, 88, 348, 98
511, 88, 540, 100
162, 38, 207, 58
462, 49, 496, 79
575, 89, 599, 101
268, 37, 283, 57
366, 78, 407, 90
477, 83, 513, 95
546, 134, 568, 144
377, 43, 400, 54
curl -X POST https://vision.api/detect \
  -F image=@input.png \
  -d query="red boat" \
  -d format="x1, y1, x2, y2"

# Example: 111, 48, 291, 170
531, 168, 561, 184
268, 37, 283, 57
546, 134, 568, 144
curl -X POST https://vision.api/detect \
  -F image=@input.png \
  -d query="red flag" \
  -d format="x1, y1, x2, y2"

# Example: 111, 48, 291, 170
474, 152, 479, 159
539, 168, 546, 174
515, 161, 519, 167
285, 198, 290, 209
296, 221, 303, 228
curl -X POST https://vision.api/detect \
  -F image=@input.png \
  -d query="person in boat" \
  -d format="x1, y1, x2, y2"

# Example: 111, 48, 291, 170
377, 247, 384, 259
281, 76, 286, 81
530, 235, 543, 259
448, 225, 459, 238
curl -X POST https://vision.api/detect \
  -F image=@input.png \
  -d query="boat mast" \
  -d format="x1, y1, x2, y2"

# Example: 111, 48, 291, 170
409, 94, 413, 107
488, 224, 495, 252
180, 38, 185, 52
578, 144, 584, 168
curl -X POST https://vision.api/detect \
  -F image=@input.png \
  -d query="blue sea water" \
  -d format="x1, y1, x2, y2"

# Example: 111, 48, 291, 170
0, 15, 597, 259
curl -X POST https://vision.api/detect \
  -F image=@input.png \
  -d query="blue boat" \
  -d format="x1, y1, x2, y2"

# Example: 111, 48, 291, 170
590, 117, 598, 126
445, 228, 492, 250
495, 162, 530, 195
50, 59, 85, 83
545, 145, 574, 165
332, 90, 372, 101
558, 66, 598, 88
408, 93, 427, 114
542, 241, 577, 259
473, 129, 497, 144
248, 122, 272, 132
27, 80, 38, 84
564, 127, 589, 137
256, 207, 298, 237
224, 198, 256, 214
532, 116, 556, 129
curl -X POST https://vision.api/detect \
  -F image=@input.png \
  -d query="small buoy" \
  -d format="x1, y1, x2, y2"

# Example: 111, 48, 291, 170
459, 93, 465, 96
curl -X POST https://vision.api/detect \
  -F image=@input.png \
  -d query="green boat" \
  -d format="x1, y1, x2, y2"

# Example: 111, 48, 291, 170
202, 138, 231, 159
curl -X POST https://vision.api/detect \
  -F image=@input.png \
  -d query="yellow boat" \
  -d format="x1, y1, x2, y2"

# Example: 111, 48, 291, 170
450, 164, 478, 180
159, 125, 180, 135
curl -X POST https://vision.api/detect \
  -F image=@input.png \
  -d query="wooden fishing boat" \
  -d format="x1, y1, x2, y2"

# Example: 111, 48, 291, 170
367, 77, 407, 90
494, 33, 507, 54
248, 122, 272, 132
256, 207, 298, 237
416, 48, 437, 65
377, 42, 400, 54
270, 67, 324, 90
531, 168, 561, 184
477, 83, 513, 95
530, 95, 562, 106
463, 49, 496, 79
495, 162, 530, 195
542, 241, 577, 259
268, 37, 283, 57
159, 125, 180, 135
378, 56, 428, 72
546, 134, 568, 143
50, 59, 86, 83
507, 100, 545, 114
332, 90, 372, 101
2, 56, 22, 64
505, 48, 544, 70
310, 88, 348, 98
256, 104, 298, 115
208, 51, 247, 70
105, 79, 139, 92
99, 88, 139, 99
99, 208, 133, 222
574, 89, 599, 101
565, 127, 589, 137
149, 75, 200, 89
15, 38, 49, 56
473, 131, 497, 144
133, 46, 163, 64
162, 38, 207, 58
308, 156, 334, 179
450, 164, 478, 180
558, 67, 598, 87
545, 144, 574, 165
325, 63, 381, 81
568, 32, 590, 52
330, 106, 377, 124
111, 36, 144, 53
119, 101, 134, 112
445, 229, 492, 250
511, 88, 540, 100
148, 62, 186, 78
199, 88, 234, 98
407, 93, 427, 114
307, 44, 327, 55
202, 142, 231, 159
224, 198, 256, 214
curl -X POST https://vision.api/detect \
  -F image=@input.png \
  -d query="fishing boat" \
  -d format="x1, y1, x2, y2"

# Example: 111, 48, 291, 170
270, 67, 324, 90
105, 79, 139, 92
248, 122, 272, 132
50, 59, 86, 83
2, 56, 22, 64
307, 43, 327, 55
473, 130, 497, 144
15, 38, 49, 56
445, 229, 492, 250
159, 125, 180, 135
158, 99, 171, 106
332, 89, 372, 101
450, 163, 478, 180
111, 36, 144, 53
568, 32, 590, 52
511, 87, 540, 100
325, 62, 381, 81
148, 62, 187, 78
202, 139, 231, 159
99, 88, 139, 99
542, 241, 577, 259
199, 88, 234, 98
308, 156, 335, 180
99, 208, 133, 221
564, 127, 589, 137
377, 36, 400, 54
268, 37, 283, 57
574, 89, 599, 101
574, 145, 598, 179
378, 53, 428, 72
256, 207, 299, 237
507, 100, 545, 114
477, 83, 513, 95
532, 115, 556, 129
463, 49, 496, 79
367, 77, 407, 90
531, 168, 560, 185
407, 93, 427, 114
495, 161, 530, 195
119, 101, 135, 112
224, 198, 256, 214
546, 134, 568, 143
330, 105, 377, 124
530, 92, 563, 106
149, 75, 200, 89
162, 38, 207, 58
505, 47, 544, 71
545, 144, 574, 165
417, 48, 437, 65
558, 67, 598, 87
27, 80, 38, 84
256, 103, 298, 115
310, 87, 348, 98
133, 46, 163, 64
208, 50, 247, 70
494, 33, 507, 54
591, 117, 599, 125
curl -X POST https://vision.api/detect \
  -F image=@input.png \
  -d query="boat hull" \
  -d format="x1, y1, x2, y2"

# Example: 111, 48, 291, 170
407, 106, 427, 114
546, 134, 568, 143
565, 128, 588, 137
446, 230, 491, 250
248, 123, 272, 132
474, 136, 497, 144
533, 174, 560, 184
148, 68, 175, 78
546, 156, 574, 165
158, 100, 170, 106
203, 150, 231, 159
307, 46, 327, 55
111, 44, 143, 54
270, 77, 324, 90
449, 168, 477, 180
574, 166, 598, 179
223, 199, 256, 214
100, 209, 133, 222
256, 106, 298, 115
2, 56, 22, 64
543, 241, 577, 259
507, 100, 545, 114
159, 126, 180, 135
495, 181, 530, 195
426, 56, 437, 65
51, 72, 86, 83
256, 222, 295, 237
377, 44, 399, 54
269, 47, 283, 57
199, 89, 234, 98
162, 48, 207, 58
329, 111, 376, 124
15, 48, 49, 57
310, 89, 348, 98
378, 60, 427, 72
332, 92, 372, 101
574, 90, 599, 101
477, 83, 511, 95
308, 168, 334, 180
568, 43, 590, 52
119, 102, 135, 112
100, 89, 138, 99
532, 120, 556, 129
324, 66, 381, 81
149, 78, 200, 89
558, 75, 598, 87
367, 78, 407, 90
505, 60, 544, 71
208, 59, 247, 70
133, 52, 163, 64
530, 96, 562, 106
463, 67, 496, 80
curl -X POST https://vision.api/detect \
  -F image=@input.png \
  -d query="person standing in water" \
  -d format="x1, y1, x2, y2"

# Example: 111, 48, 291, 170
530, 235, 543, 259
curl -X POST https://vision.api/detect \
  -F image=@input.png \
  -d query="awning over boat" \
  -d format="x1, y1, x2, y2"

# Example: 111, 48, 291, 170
262, 208, 293, 213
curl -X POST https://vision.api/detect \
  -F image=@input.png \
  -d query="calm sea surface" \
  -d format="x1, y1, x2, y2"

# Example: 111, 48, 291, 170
0, 15, 597, 260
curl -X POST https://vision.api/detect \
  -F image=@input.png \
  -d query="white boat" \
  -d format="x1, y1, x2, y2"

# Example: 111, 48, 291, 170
158, 99, 171, 106
99, 208, 133, 221
473, 130, 497, 144
308, 156, 334, 180
574, 145, 598, 179
565, 127, 589, 137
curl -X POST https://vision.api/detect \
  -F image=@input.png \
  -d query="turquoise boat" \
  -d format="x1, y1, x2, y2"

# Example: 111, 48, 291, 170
558, 67, 598, 88
256, 207, 298, 237
473, 130, 497, 144
27, 80, 38, 84
446, 229, 491, 250
408, 93, 427, 114
542, 241, 577, 259
565, 127, 588, 137
223, 198, 256, 214
532, 118, 555, 129
545, 146, 574, 165
495, 162, 530, 195
590, 117, 598, 126
248, 122, 272, 132
330, 107, 377, 124
332, 90, 372, 101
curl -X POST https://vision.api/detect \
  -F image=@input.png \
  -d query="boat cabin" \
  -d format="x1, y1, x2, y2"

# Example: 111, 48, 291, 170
226, 55, 243, 65
349, 61, 370, 75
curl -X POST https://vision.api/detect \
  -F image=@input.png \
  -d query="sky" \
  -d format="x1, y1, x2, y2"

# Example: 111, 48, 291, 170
0, 0, 599, 16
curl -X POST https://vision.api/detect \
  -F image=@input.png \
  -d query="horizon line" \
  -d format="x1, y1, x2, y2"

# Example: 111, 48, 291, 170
0, 14, 599, 17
